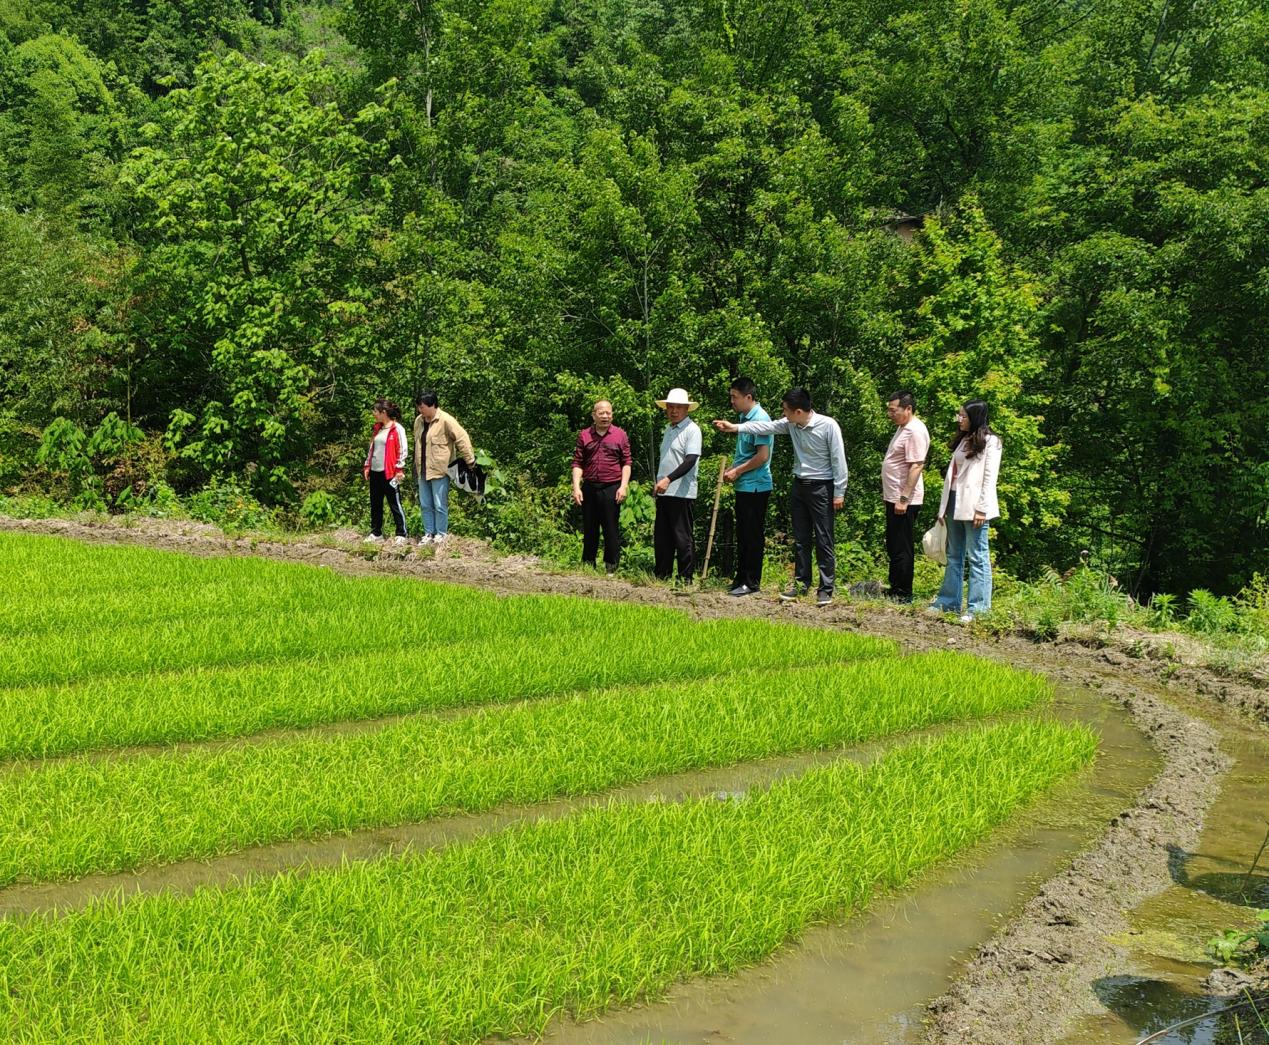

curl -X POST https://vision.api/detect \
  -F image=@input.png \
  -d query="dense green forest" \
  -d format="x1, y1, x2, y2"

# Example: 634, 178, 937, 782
0, 0, 1265, 595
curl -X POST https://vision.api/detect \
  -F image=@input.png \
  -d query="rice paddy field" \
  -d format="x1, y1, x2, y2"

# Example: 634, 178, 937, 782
0, 533, 1099, 1042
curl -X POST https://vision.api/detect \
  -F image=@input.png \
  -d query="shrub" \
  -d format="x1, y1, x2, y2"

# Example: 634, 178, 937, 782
185, 478, 277, 533
1185, 589, 1241, 636
1234, 573, 1269, 639
298, 490, 339, 529
1148, 592, 1178, 628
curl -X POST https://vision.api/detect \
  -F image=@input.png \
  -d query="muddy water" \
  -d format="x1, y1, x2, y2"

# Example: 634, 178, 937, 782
1059, 703, 1269, 1045
536, 686, 1159, 1045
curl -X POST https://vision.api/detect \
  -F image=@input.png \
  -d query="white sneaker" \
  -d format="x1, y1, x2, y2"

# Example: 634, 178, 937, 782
432, 534, 448, 544
363, 534, 384, 544
392, 536, 410, 546
419, 534, 434, 545
959, 614, 974, 624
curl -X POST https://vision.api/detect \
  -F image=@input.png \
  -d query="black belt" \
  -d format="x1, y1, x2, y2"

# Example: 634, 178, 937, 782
794, 476, 833, 484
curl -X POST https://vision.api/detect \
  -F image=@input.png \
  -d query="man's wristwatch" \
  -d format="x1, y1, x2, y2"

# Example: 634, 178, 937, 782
898, 494, 909, 503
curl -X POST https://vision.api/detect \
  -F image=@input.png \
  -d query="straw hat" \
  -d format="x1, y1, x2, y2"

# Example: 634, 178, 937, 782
655, 388, 699, 411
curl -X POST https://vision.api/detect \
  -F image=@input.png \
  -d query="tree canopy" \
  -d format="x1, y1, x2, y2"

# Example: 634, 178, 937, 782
0, 0, 1265, 594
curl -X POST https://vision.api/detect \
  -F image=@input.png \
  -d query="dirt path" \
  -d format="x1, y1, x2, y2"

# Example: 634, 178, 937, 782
2, 515, 1265, 1043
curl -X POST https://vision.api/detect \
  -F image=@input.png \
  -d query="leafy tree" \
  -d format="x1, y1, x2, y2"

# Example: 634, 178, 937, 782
123, 50, 399, 497
902, 200, 1067, 566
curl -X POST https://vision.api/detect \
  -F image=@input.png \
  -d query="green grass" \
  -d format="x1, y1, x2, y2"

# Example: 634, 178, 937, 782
0, 721, 1096, 1043
0, 651, 1049, 885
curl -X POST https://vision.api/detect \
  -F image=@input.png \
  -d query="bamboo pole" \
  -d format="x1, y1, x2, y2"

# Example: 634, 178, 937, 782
701, 456, 727, 582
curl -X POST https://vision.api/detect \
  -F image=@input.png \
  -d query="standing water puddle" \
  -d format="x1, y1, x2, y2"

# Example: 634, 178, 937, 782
1060, 695, 1269, 1045
537, 686, 1158, 1045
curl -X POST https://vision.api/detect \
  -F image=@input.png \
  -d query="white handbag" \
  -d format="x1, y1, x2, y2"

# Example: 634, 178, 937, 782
922, 518, 948, 566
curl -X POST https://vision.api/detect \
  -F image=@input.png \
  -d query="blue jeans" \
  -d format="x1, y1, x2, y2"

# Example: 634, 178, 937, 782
933, 493, 993, 615
417, 476, 451, 536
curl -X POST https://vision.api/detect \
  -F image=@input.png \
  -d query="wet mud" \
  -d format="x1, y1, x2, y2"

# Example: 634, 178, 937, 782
2, 515, 1266, 1044
1055, 716, 1269, 1045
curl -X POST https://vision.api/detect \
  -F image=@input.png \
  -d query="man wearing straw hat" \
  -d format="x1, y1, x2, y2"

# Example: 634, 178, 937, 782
653, 387, 702, 584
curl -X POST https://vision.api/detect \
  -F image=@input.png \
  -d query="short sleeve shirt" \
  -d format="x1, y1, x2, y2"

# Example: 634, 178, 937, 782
658, 418, 702, 499
882, 417, 930, 505
572, 425, 631, 484
733, 404, 773, 493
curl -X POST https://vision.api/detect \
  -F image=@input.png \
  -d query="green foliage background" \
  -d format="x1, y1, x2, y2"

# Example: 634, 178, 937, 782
0, 0, 1265, 594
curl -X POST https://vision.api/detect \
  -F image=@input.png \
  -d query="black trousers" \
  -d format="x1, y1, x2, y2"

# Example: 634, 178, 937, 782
654, 496, 694, 581
884, 500, 922, 600
732, 490, 770, 590
581, 480, 622, 568
369, 470, 407, 537
791, 478, 835, 594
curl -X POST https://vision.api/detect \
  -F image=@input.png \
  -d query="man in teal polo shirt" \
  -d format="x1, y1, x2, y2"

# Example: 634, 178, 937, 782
723, 377, 773, 596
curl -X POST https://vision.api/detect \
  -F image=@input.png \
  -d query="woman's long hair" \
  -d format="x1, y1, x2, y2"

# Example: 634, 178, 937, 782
949, 399, 994, 458
373, 398, 402, 424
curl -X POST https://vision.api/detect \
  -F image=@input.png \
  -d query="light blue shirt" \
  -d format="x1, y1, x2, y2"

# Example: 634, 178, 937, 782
733, 404, 773, 493
736, 411, 848, 498
657, 418, 703, 498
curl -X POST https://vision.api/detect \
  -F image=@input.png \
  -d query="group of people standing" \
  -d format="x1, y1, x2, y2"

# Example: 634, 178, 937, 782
365, 380, 1002, 620
569, 381, 1001, 619
362, 393, 477, 547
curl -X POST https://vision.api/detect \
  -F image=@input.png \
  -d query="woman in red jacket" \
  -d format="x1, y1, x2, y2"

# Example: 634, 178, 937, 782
363, 399, 409, 545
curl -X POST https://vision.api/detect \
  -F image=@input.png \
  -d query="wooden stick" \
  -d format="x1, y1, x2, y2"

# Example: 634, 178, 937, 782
701, 456, 727, 582
1239, 822, 1269, 902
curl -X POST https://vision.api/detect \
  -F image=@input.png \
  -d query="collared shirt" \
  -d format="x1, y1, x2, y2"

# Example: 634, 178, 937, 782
657, 417, 702, 499
882, 416, 930, 505
736, 411, 848, 498
732, 404, 774, 493
572, 424, 631, 484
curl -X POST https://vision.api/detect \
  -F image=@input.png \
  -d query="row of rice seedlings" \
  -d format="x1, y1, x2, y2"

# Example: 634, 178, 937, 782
0, 533, 330, 599
0, 534, 535, 634
0, 721, 1096, 1042
0, 583, 692, 687
2, 578, 367, 647
0, 536, 562, 642
0, 652, 1049, 885
0, 621, 894, 761
1, 565, 371, 640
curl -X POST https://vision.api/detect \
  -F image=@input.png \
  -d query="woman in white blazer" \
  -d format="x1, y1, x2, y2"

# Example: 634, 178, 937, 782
929, 399, 1002, 621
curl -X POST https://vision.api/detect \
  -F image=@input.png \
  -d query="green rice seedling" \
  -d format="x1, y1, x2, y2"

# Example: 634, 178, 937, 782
0, 533, 319, 599
0, 652, 1049, 884
0, 722, 1096, 1042
0, 534, 580, 638
0, 564, 367, 640
0, 581, 694, 687
0, 620, 893, 760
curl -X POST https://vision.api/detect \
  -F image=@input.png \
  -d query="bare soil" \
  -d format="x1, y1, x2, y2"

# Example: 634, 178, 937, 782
2, 514, 1265, 1043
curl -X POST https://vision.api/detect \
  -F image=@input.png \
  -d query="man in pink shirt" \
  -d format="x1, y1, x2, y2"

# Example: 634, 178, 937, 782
882, 391, 930, 602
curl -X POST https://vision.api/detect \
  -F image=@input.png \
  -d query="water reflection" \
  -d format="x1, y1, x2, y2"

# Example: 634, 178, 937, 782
1092, 975, 1269, 1044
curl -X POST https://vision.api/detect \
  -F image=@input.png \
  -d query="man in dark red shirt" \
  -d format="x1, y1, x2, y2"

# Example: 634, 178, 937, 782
571, 399, 632, 573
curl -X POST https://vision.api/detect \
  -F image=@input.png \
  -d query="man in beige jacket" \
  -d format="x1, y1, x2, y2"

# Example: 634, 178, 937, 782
413, 391, 476, 544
